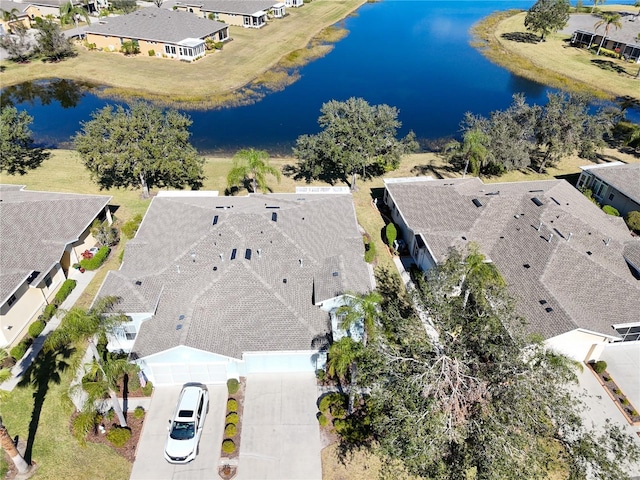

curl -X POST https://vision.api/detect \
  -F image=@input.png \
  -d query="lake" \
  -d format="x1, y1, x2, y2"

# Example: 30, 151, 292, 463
2, 0, 637, 154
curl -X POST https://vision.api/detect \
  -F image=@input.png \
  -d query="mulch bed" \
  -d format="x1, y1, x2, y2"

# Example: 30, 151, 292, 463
219, 378, 246, 479
589, 364, 640, 424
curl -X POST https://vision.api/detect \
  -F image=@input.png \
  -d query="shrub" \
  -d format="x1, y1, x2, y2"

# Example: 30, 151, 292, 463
227, 378, 239, 394
133, 406, 145, 420
222, 439, 235, 454
579, 187, 599, 206
613, 388, 621, 395
315, 369, 326, 383
364, 240, 376, 263
106, 426, 132, 447
317, 413, 328, 427
593, 360, 607, 374
141, 380, 153, 396
318, 392, 347, 414
121, 40, 140, 55
41, 303, 58, 322
385, 222, 397, 248
121, 214, 143, 239
227, 398, 238, 412
621, 397, 630, 405
53, 279, 76, 306
71, 410, 100, 445
104, 409, 115, 421
226, 412, 238, 425
631, 410, 638, 416
224, 423, 237, 437
626, 211, 640, 234
28, 319, 46, 338
214, 42, 223, 50
10, 339, 31, 361
148, 49, 155, 56
602, 205, 620, 217
79, 246, 110, 270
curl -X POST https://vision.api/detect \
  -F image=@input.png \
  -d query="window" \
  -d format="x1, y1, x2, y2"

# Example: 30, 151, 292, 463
165, 45, 176, 55
44, 274, 52, 288
615, 325, 640, 342
608, 193, 614, 201
124, 324, 137, 341
7, 294, 17, 307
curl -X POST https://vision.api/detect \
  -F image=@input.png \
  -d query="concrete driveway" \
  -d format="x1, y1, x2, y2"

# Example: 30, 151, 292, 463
130, 384, 227, 480
238, 373, 322, 480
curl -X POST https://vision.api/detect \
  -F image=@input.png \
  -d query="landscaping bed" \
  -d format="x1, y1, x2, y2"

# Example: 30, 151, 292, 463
588, 360, 640, 424
219, 377, 246, 479
73, 412, 145, 463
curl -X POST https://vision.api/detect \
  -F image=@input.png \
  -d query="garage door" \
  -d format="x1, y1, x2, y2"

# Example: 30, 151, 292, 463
148, 362, 227, 385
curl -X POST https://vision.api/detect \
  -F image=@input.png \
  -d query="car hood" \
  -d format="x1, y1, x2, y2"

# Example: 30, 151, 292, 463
165, 436, 196, 458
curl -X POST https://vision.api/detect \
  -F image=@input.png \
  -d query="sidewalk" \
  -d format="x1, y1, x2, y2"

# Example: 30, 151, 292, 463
0, 268, 96, 392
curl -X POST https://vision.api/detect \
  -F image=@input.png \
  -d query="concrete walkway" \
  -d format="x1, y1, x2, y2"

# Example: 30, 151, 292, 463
0, 268, 96, 392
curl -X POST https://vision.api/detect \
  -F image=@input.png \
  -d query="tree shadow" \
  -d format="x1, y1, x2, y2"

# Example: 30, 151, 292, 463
590, 59, 627, 75
501, 32, 540, 44
17, 344, 74, 464
555, 172, 580, 185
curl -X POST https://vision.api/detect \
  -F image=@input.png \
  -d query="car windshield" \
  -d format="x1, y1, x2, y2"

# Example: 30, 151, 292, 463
170, 421, 195, 440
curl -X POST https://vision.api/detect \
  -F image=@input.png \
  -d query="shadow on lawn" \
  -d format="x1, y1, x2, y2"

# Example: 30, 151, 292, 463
17, 345, 74, 464
501, 32, 540, 44
590, 59, 628, 75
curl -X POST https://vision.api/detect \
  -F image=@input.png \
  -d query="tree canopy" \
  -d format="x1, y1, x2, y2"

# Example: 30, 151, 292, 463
0, 106, 50, 175
524, 0, 571, 41
74, 102, 205, 198
226, 148, 280, 194
293, 97, 417, 189
34, 17, 74, 61
329, 252, 640, 479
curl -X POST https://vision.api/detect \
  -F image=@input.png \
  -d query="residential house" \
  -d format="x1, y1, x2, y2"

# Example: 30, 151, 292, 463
0, 185, 111, 348
383, 177, 640, 362
577, 161, 640, 217
96, 189, 373, 386
85, 9, 229, 61
284, 0, 303, 8
564, 12, 640, 63
173, 0, 285, 29
0, 1, 38, 34
2, 0, 104, 19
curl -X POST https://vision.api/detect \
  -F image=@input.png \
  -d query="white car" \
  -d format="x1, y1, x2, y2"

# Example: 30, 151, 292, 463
164, 383, 209, 464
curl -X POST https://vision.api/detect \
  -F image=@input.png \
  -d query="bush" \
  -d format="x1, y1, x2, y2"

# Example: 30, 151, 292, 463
621, 397, 630, 405
222, 439, 235, 454
317, 413, 328, 427
79, 246, 110, 270
318, 392, 347, 414
148, 49, 155, 56
121, 40, 140, 55
227, 378, 239, 394
141, 380, 153, 396
10, 339, 31, 361
227, 398, 238, 412
71, 410, 100, 445
28, 320, 46, 338
53, 279, 76, 306
602, 205, 620, 217
226, 412, 238, 425
41, 303, 58, 322
316, 369, 326, 383
121, 214, 143, 239
106, 426, 132, 447
133, 406, 145, 419
224, 423, 237, 437
593, 360, 607, 374
385, 222, 397, 248
364, 240, 376, 263
626, 211, 640, 234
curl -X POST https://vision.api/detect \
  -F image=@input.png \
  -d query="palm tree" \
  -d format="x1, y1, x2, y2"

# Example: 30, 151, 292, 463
226, 148, 281, 194
59, 1, 89, 28
445, 128, 489, 178
327, 337, 363, 414
460, 246, 505, 310
0, 416, 30, 474
594, 13, 622, 56
336, 291, 382, 347
44, 296, 129, 427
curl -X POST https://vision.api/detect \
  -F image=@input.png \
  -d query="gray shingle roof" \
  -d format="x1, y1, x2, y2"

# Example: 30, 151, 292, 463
97, 193, 372, 360
0, 185, 111, 304
385, 177, 640, 340
582, 162, 640, 205
177, 0, 280, 15
85, 9, 227, 44
562, 12, 640, 46
0, 1, 32, 14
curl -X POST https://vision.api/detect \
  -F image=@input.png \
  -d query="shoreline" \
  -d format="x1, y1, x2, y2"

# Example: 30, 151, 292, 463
0, 0, 367, 108
471, 5, 640, 104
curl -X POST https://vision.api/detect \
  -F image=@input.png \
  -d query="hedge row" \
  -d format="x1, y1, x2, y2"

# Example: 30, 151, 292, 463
53, 279, 77, 306
80, 246, 110, 270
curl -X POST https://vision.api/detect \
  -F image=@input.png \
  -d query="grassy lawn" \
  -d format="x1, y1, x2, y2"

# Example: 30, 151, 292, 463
472, 5, 640, 102
0, 0, 365, 106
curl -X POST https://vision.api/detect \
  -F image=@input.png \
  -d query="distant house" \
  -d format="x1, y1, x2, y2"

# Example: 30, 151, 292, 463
284, 0, 303, 8
5, 0, 104, 18
0, 1, 37, 34
0, 185, 111, 348
383, 177, 640, 362
173, 0, 286, 29
564, 13, 640, 63
85, 9, 229, 61
577, 162, 640, 217
95, 190, 373, 386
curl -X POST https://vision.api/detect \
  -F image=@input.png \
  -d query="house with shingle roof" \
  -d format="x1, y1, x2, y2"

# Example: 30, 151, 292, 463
0, 0, 38, 34
85, 9, 229, 61
577, 162, 640, 217
383, 177, 640, 361
96, 190, 373, 386
173, 0, 286, 28
0, 185, 111, 348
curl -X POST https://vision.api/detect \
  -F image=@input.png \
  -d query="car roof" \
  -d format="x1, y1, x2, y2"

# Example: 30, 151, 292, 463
175, 385, 203, 419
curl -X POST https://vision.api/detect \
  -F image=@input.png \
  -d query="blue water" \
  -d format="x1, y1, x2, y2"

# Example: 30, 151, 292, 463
3, 0, 638, 153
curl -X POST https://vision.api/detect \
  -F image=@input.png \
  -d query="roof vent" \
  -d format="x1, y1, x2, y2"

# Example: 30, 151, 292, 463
567, 233, 572, 242
272, 212, 278, 222
547, 233, 553, 243
257, 248, 262, 258
587, 251, 592, 256
539, 300, 547, 305
266, 206, 280, 209
135, 280, 142, 286
299, 259, 303, 268
529, 189, 544, 193
537, 222, 542, 232
212, 215, 219, 226
231, 248, 237, 260
604, 237, 611, 246
472, 198, 483, 208
545, 307, 554, 313
532, 197, 544, 207
245, 249, 251, 260
219, 253, 224, 262
523, 264, 530, 269
332, 271, 339, 277
213, 266, 218, 271
283, 278, 287, 284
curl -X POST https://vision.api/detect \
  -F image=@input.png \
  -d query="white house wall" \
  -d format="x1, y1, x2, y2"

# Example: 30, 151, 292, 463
545, 329, 611, 362
242, 350, 324, 374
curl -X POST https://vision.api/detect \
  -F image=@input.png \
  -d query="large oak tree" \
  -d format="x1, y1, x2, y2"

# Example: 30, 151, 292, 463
74, 102, 205, 198
0, 106, 49, 175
